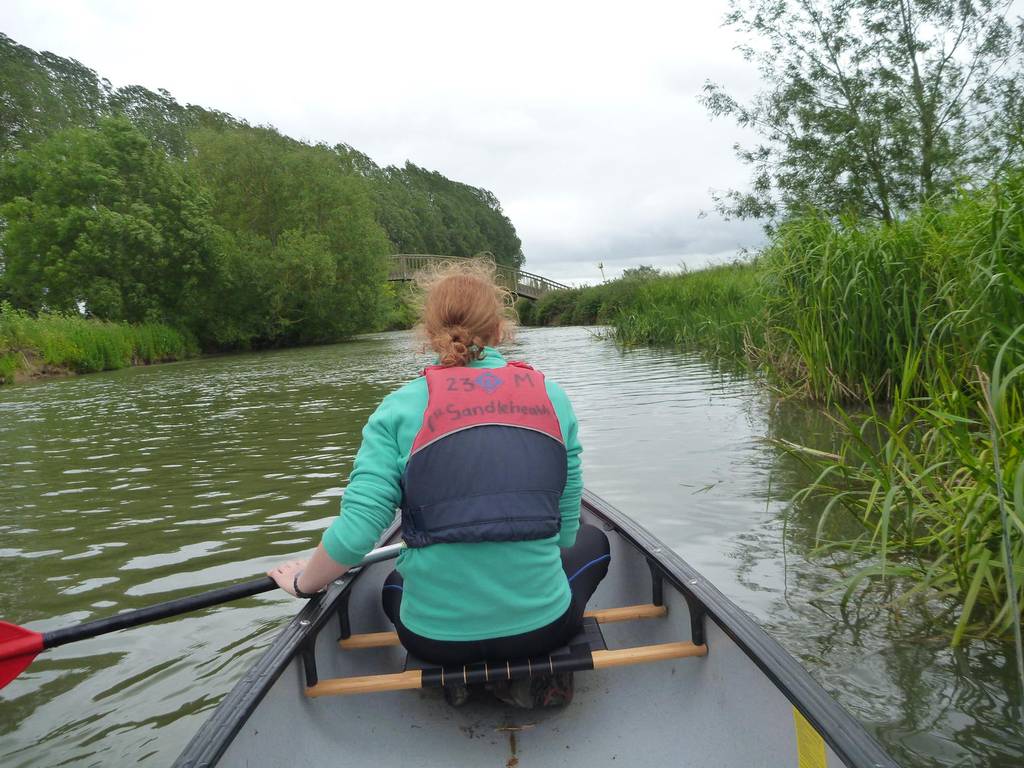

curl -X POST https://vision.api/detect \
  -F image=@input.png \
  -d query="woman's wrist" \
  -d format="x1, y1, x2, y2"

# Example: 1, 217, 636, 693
292, 570, 324, 599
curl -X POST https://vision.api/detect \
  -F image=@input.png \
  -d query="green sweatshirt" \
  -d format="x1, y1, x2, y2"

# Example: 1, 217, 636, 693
321, 347, 583, 641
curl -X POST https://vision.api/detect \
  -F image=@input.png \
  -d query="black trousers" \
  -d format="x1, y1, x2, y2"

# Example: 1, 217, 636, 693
381, 523, 611, 667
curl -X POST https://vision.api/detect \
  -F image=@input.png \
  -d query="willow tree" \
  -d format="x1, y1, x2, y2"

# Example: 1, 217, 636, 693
0, 33, 108, 155
189, 126, 392, 346
0, 118, 219, 324
702, 0, 1024, 224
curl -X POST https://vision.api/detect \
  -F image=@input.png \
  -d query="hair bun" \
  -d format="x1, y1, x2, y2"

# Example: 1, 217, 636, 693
436, 325, 471, 367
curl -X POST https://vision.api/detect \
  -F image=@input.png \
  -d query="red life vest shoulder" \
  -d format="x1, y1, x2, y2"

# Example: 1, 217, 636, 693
411, 362, 563, 454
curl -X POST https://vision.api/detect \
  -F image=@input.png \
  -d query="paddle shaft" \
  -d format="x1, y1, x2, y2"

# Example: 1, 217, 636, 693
25, 542, 406, 656
43, 576, 277, 650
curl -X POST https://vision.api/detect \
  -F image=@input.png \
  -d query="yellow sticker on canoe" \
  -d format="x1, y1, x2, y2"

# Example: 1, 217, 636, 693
793, 708, 827, 768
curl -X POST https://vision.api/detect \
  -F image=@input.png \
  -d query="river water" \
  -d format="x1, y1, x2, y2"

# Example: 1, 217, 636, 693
0, 327, 1020, 766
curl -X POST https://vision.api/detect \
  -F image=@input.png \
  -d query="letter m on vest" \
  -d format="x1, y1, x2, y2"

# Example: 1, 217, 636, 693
401, 362, 567, 548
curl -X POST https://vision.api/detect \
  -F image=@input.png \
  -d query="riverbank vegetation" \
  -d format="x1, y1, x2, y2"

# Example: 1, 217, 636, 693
520, 0, 1024, 643
524, 173, 1024, 399
764, 179, 1024, 643
523, 171, 1024, 641
0, 33, 522, 369
519, 262, 763, 361
0, 304, 196, 384
710, 0, 1024, 649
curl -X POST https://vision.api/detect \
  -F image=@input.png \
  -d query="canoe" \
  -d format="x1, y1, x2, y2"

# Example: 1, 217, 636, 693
175, 490, 898, 767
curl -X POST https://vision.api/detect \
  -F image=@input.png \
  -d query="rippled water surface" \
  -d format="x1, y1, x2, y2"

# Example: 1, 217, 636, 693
1, 328, 1021, 766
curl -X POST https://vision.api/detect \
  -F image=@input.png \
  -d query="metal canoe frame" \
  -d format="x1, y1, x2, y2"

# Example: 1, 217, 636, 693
173, 519, 402, 768
174, 491, 897, 768
580, 490, 897, 768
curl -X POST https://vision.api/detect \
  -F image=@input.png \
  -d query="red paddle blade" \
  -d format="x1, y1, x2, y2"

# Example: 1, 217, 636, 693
0, 621, 45, 689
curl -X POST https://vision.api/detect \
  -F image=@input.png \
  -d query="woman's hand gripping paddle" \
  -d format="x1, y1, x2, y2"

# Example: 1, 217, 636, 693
0, 542, 404, 689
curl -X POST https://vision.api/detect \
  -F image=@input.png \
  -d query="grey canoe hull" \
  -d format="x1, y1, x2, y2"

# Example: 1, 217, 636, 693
176, 490, 898, 767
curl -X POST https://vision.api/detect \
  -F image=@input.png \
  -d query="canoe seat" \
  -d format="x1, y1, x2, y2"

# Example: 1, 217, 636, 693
306, 611, 707, 697
402, 616, 608, 676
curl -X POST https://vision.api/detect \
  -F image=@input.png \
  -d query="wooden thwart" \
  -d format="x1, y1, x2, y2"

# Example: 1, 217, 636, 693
306, 640, 706, 698
308, 669, 423, 697
592, 642, 705, 669
587, 603, 667, 624
338, 603, 668, 650
339, 631, 403, 650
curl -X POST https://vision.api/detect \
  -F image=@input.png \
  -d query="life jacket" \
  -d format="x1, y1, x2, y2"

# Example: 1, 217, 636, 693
400, 360, 567, 548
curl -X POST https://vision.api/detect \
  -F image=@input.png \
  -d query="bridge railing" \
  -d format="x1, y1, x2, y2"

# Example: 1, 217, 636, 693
388, 254, 440, 282
387, 254, 569, 300
514, 268, 569, 298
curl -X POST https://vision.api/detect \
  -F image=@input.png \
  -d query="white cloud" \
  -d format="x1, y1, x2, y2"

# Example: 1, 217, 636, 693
1, 0, 766, 284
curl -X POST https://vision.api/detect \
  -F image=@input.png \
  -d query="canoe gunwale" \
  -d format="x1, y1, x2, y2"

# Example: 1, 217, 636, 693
173, 521, 401, 768
581, 490, 897, 768
175, 494, 897, 768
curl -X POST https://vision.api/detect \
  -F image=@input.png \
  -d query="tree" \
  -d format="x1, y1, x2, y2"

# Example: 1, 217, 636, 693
189, 126, 392, 345
701, 0, 1024, 224
0, 118, 220, 324
109, 85, 201, 159
0, 32, 243, 159
0, 32, 528, 346
372, 162, 525, 269
0, 33, 108, 154
621, 265, 661, 281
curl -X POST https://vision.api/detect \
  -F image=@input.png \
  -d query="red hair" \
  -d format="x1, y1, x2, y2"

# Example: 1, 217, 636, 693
416, 260, 515, 367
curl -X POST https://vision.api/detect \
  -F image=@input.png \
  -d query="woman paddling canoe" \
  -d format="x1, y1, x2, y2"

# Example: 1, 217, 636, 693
266, 260, 610, 705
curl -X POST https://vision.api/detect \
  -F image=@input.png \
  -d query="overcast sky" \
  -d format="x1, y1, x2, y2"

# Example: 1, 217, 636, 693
2, 0, 766, 284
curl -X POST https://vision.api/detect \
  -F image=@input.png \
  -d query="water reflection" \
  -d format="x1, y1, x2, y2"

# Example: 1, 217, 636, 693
0, 328, 1020, 766
755, 397, 1024, 767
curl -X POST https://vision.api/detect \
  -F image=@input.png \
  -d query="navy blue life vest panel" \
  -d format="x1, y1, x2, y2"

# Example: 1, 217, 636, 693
400, 363, 567, 548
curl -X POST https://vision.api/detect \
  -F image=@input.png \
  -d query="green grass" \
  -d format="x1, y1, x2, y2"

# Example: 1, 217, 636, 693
787, 341, 1023, 643
519, 262, 763, 361
760, 176, 1024, 640
0, 303, 198, 384
527, 172, 1024, 406
758, 179, 1024, 402
518, 277, 649, 328
523, 172, 1024, 640
611, 262, 763, 359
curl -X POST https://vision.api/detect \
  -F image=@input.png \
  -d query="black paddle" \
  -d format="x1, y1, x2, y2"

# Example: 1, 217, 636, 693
0, 542, 405, 689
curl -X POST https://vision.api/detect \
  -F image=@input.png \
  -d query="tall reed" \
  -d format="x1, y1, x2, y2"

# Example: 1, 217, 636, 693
520, 262, 764, 361
759, 175, 1024, 402
773, 176, 1024, 639
613, 262, 764, 359
521, 172, 1024, 639
789, 344, 1023, 642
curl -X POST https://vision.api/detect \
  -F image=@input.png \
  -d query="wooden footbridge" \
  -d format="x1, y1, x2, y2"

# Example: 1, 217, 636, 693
388, 254, 569, 301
